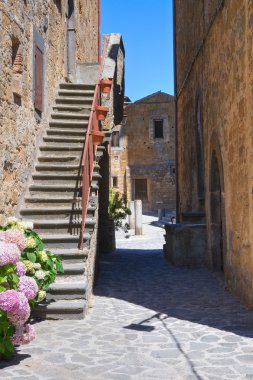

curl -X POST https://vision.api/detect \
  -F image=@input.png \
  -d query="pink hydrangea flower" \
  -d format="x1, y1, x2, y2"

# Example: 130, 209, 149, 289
0, 242, 21, 266
18, 276, 38, 300
7, 294, 30, 326
0, 290, 21, 311
0, 290, 30, 326
16, 261, 27, 277
11, 323, 36, 345
1, 229, 27, 251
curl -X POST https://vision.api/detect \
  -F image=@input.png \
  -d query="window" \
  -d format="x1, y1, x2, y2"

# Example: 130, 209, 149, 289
112, 177, 118, 188
134, 179, 148, 200
154, 119, 164, 139
111, 131, 120, 147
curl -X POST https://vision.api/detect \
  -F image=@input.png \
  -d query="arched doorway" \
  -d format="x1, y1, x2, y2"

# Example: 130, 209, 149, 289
66, 0, 76, 78
210, 151, 225, 272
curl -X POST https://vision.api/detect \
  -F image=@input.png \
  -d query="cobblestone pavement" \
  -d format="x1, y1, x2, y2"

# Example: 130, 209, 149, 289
1, 216, 253, 379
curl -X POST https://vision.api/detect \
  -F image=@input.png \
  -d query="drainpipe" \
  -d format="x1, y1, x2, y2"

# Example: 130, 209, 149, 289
173, 0, 179, 223
98, 0, 101, 63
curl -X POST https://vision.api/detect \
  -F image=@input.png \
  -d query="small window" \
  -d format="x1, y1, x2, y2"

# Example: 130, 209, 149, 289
134, 179, 148, 200
112, 177, 118, 188
154, 119, 164, 139
114, 156, 119, 161
111, 131, 120, 147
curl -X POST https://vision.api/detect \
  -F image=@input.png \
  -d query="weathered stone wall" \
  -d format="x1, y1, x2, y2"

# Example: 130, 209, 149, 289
175, 0, 253, 306
0, 0, 99, 223
111, 92, 176, 213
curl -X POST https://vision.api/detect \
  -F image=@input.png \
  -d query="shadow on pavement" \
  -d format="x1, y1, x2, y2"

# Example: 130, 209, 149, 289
95, 248, 253, 339
0, 352, 31, 368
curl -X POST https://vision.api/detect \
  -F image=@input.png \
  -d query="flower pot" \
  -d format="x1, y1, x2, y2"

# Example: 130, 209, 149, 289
95, 105, 109, 121
90, 131, 105, 144
100, 79, 112, 93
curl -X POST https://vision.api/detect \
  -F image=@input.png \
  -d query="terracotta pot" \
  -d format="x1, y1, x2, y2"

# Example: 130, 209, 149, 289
100, 79, 112, 93
95, 105, 109, 121
90, 130, 105, 144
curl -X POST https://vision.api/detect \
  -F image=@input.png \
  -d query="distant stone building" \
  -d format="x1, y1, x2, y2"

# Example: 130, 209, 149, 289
111, 92, 176, 213
165, 0, 253, 308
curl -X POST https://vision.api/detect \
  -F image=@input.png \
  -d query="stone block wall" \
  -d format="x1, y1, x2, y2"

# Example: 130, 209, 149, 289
0, 0, 99, 223
175, 0, 253, 306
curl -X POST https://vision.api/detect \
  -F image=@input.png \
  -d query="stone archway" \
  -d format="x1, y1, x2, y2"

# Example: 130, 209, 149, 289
210, 150, 225, 272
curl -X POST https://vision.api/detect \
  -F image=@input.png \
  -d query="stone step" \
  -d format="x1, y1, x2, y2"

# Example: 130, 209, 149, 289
35, 164, 81, 172
52, 104, 91, 112
37, 155, 80, 164
43, 135, 85, 143
55, 96, 93, 105
58, 89, 94, 97
35, 162, 100, 172
39, 145, 83, 153
29, 184, 82, 193
59, 83, 95, 91
61, 262, 85, 275
46, 129, 87, 137
49, 120, 88, 128
38, 232, 91, 249
47, 280, 87, 300
52, 248, 88, 263
20, 205, 96, 218
24, 196, 82, 206
51, 112, 90, 119
32, 173, 101, 184
33, 300, 87, 320
32, 218, 95, 234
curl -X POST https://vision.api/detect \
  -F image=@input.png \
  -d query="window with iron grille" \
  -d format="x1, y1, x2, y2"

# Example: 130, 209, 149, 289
154, 119, 164, 139
134, 179, 148, 200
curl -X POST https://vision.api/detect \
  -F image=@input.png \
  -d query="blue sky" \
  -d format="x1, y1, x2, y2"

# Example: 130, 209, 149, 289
101, 0, 174, 102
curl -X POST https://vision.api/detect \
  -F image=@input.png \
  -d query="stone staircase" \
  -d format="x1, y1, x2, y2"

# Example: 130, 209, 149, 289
19, 82, 104, 319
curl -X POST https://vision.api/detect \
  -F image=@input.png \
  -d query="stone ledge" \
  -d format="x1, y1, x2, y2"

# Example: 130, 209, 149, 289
163, 223, 207, 267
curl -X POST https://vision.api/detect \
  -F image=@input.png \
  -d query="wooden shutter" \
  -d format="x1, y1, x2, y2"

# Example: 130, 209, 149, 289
35, 46, 43, 112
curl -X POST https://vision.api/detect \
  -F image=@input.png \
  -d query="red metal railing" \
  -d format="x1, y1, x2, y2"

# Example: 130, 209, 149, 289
80, 40, 107, 249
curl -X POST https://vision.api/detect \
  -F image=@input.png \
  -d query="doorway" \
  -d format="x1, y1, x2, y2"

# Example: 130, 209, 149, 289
66, 0, 76, 78
210, 152, 225, 272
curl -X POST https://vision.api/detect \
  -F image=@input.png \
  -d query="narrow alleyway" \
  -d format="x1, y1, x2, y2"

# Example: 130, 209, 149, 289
1, 216, 253, 380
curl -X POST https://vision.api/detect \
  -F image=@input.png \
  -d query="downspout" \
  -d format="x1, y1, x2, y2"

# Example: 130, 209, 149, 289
98, 0, 101, 63
173, 0, 179, 222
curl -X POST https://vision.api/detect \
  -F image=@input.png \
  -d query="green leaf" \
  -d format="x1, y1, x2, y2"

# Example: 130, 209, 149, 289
56, 262, 64, 273
27, 252, 36, 263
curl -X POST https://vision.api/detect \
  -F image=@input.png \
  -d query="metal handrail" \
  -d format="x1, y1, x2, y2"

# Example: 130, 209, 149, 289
80, 40, 108, 249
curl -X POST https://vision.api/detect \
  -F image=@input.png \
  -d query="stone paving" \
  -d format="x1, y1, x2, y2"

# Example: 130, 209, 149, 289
1, 215, 253, 379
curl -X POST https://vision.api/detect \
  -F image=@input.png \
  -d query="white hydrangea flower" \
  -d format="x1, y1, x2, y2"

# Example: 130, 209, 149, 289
35, 270, 46, 280
33, 263, 41, 270
37, 290, 46, 301
6, 217, 18, 225
26, 237, 36, 249
38, 251, 48, 262
24, 221, 34, 229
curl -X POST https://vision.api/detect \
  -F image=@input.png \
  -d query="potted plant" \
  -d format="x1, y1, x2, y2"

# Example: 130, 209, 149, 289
95, 105, 109, 121
100, 78, 112, 94
90, 130, 105, 144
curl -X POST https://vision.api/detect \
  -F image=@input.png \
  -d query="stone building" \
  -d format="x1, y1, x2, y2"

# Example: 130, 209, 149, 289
165, 0, 253, 307
0, 1, 125, 318
110, 92, 176, 213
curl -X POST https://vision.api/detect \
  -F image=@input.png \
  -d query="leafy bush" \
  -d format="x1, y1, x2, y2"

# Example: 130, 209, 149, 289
0, 218, 64, 359
108, 189, 131, 230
